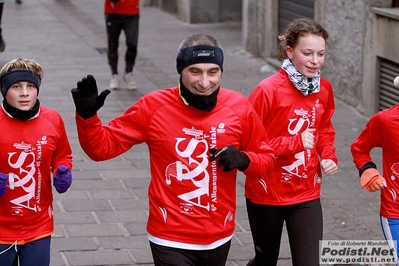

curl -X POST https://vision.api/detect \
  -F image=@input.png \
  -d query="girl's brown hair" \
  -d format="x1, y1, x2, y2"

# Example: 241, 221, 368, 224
276, 18, 329, 61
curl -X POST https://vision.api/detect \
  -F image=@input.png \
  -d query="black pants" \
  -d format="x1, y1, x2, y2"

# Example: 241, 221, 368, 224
246, 198, 322, 266
105, 13, 139, 74
149, 240, 231, 266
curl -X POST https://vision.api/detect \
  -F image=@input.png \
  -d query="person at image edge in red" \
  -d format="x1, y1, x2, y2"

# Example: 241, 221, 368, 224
350, 76, 399, 264
70, 34, 275, 266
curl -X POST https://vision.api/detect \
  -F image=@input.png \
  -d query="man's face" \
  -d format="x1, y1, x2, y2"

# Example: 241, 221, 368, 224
5, 81, 38, 111
181, 63, 222, 96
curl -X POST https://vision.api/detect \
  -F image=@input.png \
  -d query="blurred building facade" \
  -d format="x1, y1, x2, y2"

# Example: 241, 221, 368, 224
144, 0, 399, 117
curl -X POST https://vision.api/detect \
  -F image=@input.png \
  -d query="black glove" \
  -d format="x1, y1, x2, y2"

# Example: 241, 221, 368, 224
209, 145, 250, 172
71, 75, 111, 119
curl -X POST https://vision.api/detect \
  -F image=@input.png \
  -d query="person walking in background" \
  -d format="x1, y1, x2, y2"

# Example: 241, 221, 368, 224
0, 58, 73, 266
0, 1, 5, 52
105, 0, 139, 90
350, 76, 399, 264
245, 18, 338, 266
71, 33, 275, 266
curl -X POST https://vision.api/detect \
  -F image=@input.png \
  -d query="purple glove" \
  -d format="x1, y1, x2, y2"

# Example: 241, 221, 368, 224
53, 166, 72, 193
0, 172, 9, 198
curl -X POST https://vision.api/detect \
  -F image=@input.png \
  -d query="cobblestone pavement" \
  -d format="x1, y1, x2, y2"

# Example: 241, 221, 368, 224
0, 0, 386, 265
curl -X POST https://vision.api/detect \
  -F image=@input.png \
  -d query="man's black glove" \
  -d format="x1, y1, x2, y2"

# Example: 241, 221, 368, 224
71, 75, 111, 119
209, 145, 250, 172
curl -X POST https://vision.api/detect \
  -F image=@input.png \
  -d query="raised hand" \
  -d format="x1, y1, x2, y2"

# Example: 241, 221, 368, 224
71, 75, 111, 119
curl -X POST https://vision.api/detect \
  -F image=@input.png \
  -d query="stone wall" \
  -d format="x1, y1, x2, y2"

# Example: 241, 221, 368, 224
317, 1, 368, 108
143, 0, 241, 23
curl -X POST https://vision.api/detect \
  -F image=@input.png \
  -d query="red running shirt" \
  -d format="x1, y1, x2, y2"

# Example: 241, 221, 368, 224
246, 68, 337, 206
351, 104, 399, 218
0, 106, 72, 244
76, 87, 275, 248
104, 0, 139, 15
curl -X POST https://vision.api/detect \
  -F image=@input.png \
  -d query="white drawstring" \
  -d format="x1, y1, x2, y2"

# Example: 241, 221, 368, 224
8, 173, 15, 190
0, 240, 18, 255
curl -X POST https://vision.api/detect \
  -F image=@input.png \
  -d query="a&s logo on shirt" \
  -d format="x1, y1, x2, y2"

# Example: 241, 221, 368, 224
165, 137, 211, 212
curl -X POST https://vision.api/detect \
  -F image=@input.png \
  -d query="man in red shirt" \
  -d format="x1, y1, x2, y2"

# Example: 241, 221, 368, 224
71, 33, 275, 266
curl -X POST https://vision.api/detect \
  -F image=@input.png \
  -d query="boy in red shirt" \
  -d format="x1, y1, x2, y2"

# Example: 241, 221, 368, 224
0, 58, 73, 266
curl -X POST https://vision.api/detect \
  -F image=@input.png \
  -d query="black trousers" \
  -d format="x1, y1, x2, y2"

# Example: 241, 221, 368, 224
149, 240, 231, 266
246, 198, 322, 266
105, 13, 139, 74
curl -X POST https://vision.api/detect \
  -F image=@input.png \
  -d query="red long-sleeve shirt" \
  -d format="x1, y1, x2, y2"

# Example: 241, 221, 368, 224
76, 87, 275, 248
246, 68, 337, 205
0, 106, 72, 244
104, 0, 139, 15
351, 104, 399, 218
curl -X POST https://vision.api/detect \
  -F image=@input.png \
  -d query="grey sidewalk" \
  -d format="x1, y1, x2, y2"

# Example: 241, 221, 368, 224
0, 0, 383, 265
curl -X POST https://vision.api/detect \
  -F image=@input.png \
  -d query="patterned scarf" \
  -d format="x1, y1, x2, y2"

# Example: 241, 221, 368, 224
281, 58, 320, 96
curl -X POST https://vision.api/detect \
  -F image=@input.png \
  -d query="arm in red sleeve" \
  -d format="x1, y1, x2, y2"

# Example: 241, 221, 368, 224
350, 113, 383, 170
248, 83, 304, 156
239, 103, 275, 177
316, 85, 337, 164
51, 112, 73, 174
76, 111, 144, 161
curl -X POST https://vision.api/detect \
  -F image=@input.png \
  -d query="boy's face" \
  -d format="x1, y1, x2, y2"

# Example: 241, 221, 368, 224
5, 81, 38, 111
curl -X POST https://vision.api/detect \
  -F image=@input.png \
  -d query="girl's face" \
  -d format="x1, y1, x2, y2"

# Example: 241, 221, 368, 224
5, 81, 38, 111
286, 34, 326, 78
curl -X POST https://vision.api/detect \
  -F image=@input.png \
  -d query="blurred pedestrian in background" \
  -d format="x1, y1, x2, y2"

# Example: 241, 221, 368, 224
105, 0, 139, 90
0, 1, 5, 52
